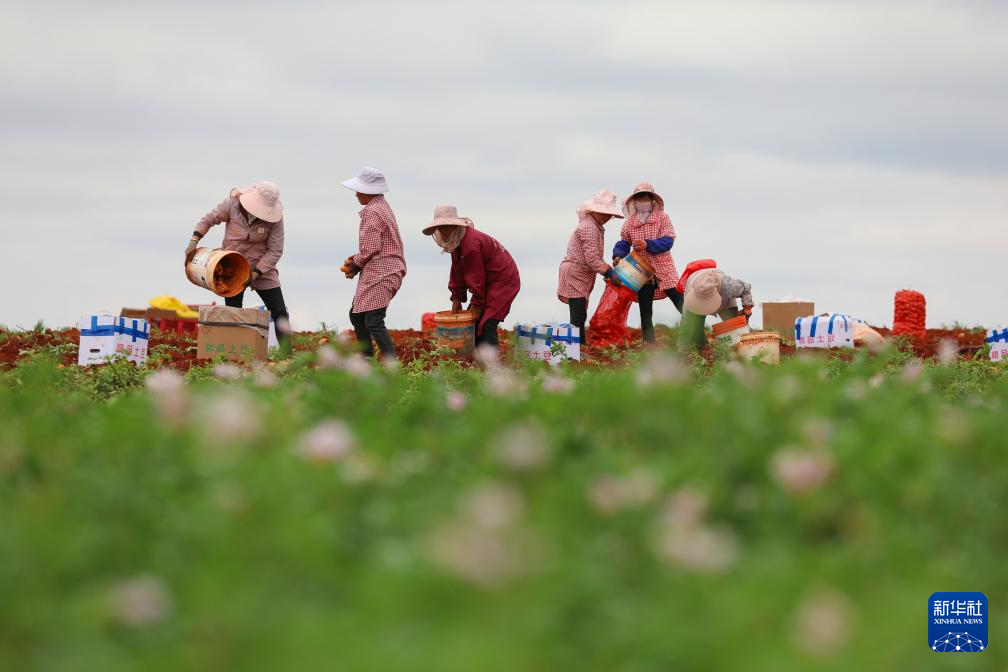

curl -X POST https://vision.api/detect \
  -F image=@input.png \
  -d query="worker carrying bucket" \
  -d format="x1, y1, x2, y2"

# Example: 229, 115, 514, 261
186, 181, 292, 353
422, 204, 521, 356
676, 259, 755, 352
612, 182, 683, 344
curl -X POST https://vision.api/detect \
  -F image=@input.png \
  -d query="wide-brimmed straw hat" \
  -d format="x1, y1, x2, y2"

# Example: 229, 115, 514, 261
683, 268, 723, 315
422, 205, 472, 235
578, 189, 625, 219
341, 167, 389, 194
234, 181, 283, 223
622, 181, 665, 217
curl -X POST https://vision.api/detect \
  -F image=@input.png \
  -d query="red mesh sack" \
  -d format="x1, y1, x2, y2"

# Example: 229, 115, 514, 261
893, 290, 926, 339
589, 283, 637, 347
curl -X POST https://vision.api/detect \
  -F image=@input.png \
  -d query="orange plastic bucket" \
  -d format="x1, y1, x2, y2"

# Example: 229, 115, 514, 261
434, 310, 475, 354
186, 248, 251, 298
712, 315, 750, 346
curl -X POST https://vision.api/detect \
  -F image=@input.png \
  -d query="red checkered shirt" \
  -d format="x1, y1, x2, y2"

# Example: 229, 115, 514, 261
557, 214, 612, 302
351, 195, 407, 313
619, 210, 678, 299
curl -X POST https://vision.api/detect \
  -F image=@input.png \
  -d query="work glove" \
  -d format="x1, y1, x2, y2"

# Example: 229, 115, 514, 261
451, 299, 463, 313
633, 240, 646, 252
185, 236, 200, 261
244, 269, 262, 289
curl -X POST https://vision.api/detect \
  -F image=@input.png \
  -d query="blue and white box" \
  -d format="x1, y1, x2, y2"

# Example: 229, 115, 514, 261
78, 314, 119, 366
116, 317, 150, 365
515, 322, 581, 365
987, 326, 1008, 363
795, 313, 855, 349
78, 314, 150, 366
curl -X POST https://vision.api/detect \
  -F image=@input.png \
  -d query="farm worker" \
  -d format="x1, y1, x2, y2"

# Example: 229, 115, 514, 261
340, 167, 407, 361
422, 205, 521, 352
612, 182, 682, 343
678, 261, 755, 322
678, 263, 755, 351
557, 189, 624, 346
188, 181, 292, 353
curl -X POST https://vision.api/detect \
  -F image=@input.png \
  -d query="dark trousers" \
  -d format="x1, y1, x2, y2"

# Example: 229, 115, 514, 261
349, 307, 396, 359
476, 318, 501, 349
568, 298, 588, 347
637, 284, 685, 344
226, 285, 291, 351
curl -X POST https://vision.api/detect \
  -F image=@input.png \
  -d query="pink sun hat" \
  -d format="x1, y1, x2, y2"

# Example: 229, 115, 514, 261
622, 181, 665, 218
233, 181, 283, 223
577, 189, 625, 219
422, 205, 473, 235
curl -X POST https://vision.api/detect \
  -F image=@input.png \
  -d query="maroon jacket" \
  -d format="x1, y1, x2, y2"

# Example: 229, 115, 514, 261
449, 228, 521, 335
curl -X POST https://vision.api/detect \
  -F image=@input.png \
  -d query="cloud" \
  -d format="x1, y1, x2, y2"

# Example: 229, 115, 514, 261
2, 0, 1006, 332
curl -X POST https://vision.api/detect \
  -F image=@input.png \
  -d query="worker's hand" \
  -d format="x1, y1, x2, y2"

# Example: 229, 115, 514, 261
185, 237, 200, 261
606, 270, 622, 287
451, 299, 463, 313
340, 257, 360, 279
245, 269, 262, 288
470, 305, 483, 322
633, 240, 646, 252
612, 256, 622, 266
742, 307, 753, 323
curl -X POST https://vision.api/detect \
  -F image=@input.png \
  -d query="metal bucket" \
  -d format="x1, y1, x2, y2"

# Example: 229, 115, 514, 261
612, 250, 656, 292
434, 310, 475, 355
185, 248, 251, 298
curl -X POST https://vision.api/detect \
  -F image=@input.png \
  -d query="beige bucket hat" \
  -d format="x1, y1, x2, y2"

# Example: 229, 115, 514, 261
422, 205, 473, 235
234, 181, 283, 223
684, 268, 723, 315
578, 189, 625, 219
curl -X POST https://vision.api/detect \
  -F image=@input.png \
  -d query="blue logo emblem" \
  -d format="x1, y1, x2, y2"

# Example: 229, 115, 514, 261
929, 592, 987, 652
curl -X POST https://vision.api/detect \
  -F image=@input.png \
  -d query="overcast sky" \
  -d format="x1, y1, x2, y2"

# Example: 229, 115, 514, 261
2, 0, 1006, 331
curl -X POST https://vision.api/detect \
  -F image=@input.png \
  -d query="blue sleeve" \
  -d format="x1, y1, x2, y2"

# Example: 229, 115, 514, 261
613, 240, 631, 258
645, 236, 674, 254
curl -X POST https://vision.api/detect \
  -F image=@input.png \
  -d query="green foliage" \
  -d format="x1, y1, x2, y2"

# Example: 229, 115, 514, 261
0, 353, 1006, 670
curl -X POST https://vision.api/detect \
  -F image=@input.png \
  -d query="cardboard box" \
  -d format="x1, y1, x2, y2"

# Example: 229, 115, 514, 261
987, 327, 1008, 363
78, 314, 119, 366
795, 314, 854, 350
762, 300, 815, 337
515, 322, 581, 366
116, 317, 150, 365
197, 306, 269, 362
